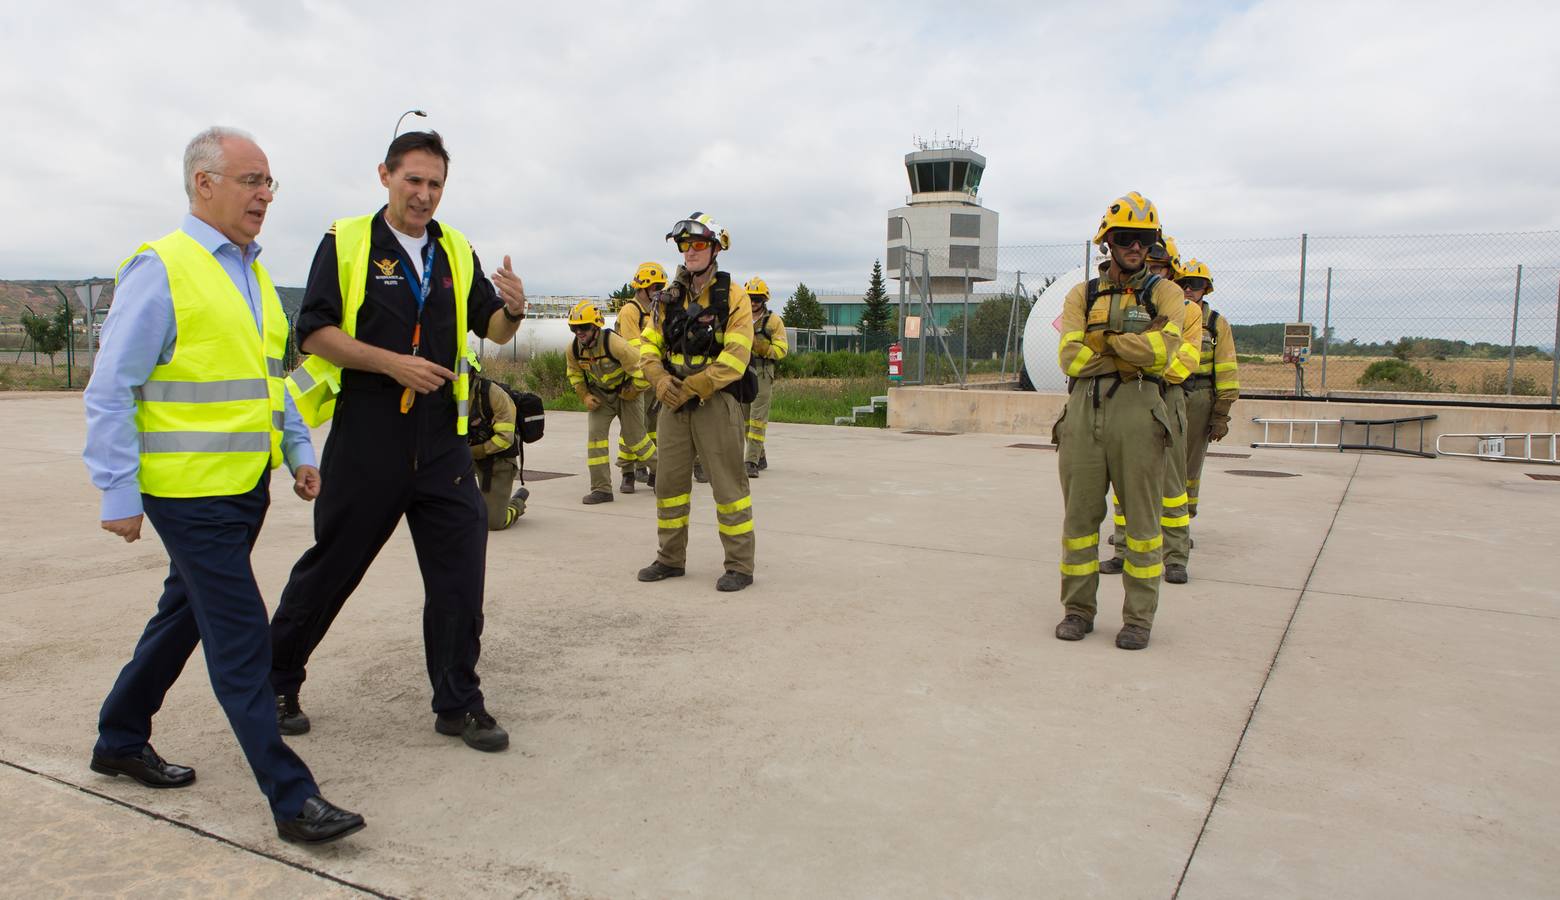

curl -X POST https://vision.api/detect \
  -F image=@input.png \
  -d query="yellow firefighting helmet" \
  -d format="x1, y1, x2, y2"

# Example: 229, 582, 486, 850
666, 212, 730, 251
630, 262, 668, 290
1177, 258, 1214, 294
745, 276, 770, 301
1147, 234, 1184, 277
567, 299, 605, 328
1091, 191, 1162, 245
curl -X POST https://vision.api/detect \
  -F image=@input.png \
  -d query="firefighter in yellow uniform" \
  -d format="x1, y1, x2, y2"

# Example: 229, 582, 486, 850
468, 377, 527, 529
565, 300, 650, 503
637, 213, 756, 592
1101, 238, 1202, 583
1177, 258, 1239, 577
742, 277, 787, 477
618, 262, 665, 487
1053, 193, 1188, 651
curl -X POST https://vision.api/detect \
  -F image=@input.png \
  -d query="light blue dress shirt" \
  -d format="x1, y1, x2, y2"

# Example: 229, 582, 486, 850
83, 214, 317, 520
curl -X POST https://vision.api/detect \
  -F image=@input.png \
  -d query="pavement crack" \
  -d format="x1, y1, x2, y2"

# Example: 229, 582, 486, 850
1303, 589, 1560, 622
1171, 452, 1363, 899
0, 757, 399, 899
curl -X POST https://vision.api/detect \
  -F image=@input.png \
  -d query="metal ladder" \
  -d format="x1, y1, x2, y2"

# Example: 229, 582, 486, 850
1435, 432, 1560, 465
833, 395, 889, 426
1252, 414, 1437, 458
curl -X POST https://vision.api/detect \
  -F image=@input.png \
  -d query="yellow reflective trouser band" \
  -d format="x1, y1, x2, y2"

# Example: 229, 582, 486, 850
1125, 534, 1162, 553
1163, 493, 1188, 506
747, 431, 766, 442
658, 493, 691, 508
715, 496, 752, 514
1060, 560, 1099, 576
716, 494, 753, 535
1123, 561, 1164, 579
719, 520, 755, 536
658, 516, 689, 529
1161, 514, 1191, 527
587, 438, 610, 465
1064, 533, 1099, 550
1113, 514, 1127, 526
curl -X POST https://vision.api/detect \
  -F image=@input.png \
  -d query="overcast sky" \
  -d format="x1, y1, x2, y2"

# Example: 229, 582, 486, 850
5, 0, 1559, 299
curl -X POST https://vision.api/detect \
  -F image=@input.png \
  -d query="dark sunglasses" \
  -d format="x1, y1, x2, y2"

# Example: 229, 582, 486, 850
569, 324, 596, 333
1178, 277, 1210, 291
1110, 230, 1158, 249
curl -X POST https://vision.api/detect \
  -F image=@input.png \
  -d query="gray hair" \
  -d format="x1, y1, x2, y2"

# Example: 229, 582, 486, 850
183, 126, 255, 202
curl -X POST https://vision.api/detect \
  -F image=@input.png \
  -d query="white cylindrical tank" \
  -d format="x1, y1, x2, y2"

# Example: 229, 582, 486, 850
476, 314, 619, 362
1021, 265, 1087, 393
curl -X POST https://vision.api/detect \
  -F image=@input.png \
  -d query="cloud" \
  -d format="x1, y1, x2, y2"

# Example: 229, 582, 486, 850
2, 0, 1557, 304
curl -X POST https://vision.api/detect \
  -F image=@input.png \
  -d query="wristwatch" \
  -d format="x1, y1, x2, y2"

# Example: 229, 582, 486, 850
503, 306, 526, 322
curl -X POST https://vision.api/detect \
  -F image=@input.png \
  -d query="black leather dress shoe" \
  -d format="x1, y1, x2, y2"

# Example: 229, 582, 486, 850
276, 795, 366, 845
89, 744, 195, 789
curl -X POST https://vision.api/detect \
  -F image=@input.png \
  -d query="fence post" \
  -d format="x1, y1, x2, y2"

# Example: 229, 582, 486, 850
962, 265, 970, 387
1550, 275, 1559, 404
1297, 233, 1308, 323
1507, 264, 1523, 395
1321, 267, 1332, 393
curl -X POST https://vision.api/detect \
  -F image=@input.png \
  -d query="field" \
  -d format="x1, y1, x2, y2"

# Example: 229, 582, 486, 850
1238, 354, 1557, 396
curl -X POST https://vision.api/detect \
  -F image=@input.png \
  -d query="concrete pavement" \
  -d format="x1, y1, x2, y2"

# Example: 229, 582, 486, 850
1, 392, 1556, 898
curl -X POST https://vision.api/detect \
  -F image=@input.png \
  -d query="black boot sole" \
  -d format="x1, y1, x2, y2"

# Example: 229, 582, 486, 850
89, 760, 196, 789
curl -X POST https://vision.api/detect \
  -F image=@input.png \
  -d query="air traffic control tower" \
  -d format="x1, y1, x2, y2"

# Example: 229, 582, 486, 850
886, 137, 998, 304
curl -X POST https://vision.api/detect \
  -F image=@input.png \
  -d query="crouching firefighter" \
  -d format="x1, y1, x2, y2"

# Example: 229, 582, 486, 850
468, 375, 529, 530
637, 213, 757, 592
1052, 192, 1189, 651
565, 299, 652, 503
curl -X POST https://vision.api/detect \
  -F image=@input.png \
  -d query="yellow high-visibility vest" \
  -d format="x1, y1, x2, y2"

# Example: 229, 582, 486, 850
286, 214, 477, 434
127, 230, 287, 497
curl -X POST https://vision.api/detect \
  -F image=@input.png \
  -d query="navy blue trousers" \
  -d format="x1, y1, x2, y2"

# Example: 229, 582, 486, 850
95, 477, 317, 820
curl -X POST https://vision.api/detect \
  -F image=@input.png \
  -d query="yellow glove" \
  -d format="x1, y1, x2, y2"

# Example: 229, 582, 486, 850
655, 376, 684, 406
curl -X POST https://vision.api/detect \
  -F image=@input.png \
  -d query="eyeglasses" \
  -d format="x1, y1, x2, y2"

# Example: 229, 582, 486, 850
1109, 229, 1157, 249
205, 171, 279, 194
677, 239, 712, 253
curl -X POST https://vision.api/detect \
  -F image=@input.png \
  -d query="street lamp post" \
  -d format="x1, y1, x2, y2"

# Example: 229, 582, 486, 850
393, 109, 428, 140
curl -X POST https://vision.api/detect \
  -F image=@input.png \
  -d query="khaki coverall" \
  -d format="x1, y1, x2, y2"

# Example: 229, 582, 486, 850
616, 298, 659, 472
1054, 269, 1189, 629
639, 268, 756, 576
744, 308, 787, 465
567, 330, 652, 493
469, 380, 523, 530
1109, 298, 1202, 568
1183, 302, 1240, 542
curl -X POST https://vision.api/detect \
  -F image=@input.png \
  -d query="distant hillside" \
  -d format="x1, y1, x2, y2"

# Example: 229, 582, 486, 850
1, 279, 305, 323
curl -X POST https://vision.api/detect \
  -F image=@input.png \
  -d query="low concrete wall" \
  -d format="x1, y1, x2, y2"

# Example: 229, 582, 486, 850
888, 384, 1560, 454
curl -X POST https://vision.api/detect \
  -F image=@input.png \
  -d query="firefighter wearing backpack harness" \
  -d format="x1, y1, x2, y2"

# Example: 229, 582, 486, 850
1100, 237, 1202, 584
1176, 258, 1239, 576
619, 262, 667, 487
637, 213, 757, 592
742, 277, 788, 477
468, 376, 529, 530
1053, 192, 1189, 651
566, 299, 651, 503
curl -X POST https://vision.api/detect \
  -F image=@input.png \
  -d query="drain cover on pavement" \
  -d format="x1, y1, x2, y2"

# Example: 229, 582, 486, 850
1007, 443, 1056, 450
520, 470, 575, 481
1226, 469, 1301, 478
1206, 451, 1252, 459
1527, 473, 1560, 482
904, 430, 956, 436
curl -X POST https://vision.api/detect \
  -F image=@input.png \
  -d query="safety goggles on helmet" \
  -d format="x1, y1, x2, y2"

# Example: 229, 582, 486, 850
1110, 229, 1159, 249
1178, 277, 1211, 292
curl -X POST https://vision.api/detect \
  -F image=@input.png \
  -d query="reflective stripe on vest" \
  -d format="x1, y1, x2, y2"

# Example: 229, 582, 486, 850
285, 213, 478, 434
128, 230, 287, 497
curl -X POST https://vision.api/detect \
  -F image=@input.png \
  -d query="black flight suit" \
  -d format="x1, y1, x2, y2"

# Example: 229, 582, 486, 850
270, 208, 503, 717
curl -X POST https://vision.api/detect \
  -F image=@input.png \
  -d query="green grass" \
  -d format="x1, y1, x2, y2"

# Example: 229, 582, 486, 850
769, 376, 890, 426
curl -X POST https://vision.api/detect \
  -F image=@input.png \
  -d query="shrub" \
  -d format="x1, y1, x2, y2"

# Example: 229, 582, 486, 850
1356, 358, 1448, 392
1469, 371, 1546, 396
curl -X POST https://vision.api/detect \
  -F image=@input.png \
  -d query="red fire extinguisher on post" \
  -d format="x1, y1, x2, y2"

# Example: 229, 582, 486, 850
888, 343, 903, 383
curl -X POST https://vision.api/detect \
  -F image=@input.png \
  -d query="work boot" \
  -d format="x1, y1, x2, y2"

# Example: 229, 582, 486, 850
1054, 614, 1093, 641
620, 471, 635, 494
637, 466, 651, 483
758, 453, 768, 470
276, 694, 310, 736
434, 710, 509, 753
745, 461, 760, 478
1098, 556, 1125, 575
582, 490, 613, 505
645, 471, 656, 488
510, 486, 529, 518
1115, 624, 1151, 650
716, 570, 754, 592
637, 560, 686, 582
1165, 564, 1188, 584
693, 462, 708, 483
